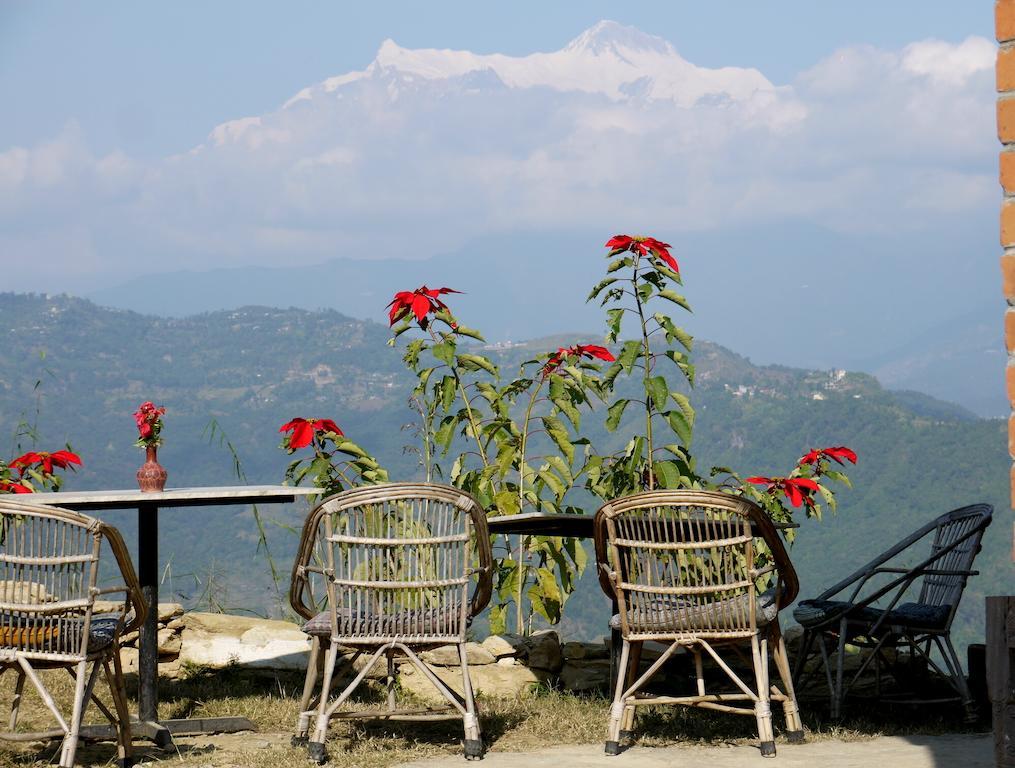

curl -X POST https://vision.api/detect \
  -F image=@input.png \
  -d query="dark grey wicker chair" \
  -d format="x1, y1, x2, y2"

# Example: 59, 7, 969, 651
791, 503, 992, 720
595, 490, 804, 758
0, 498, 145, 768
289, 483, 493, 763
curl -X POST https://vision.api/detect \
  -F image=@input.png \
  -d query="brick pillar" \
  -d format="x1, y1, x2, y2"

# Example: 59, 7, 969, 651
1000, 0, 1015, 561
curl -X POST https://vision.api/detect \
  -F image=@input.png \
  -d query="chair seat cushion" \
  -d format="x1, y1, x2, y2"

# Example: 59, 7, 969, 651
609, 590, 778, 632
303, 607, 466, 638
0, 613, 123, 653
793, 599, 950, 631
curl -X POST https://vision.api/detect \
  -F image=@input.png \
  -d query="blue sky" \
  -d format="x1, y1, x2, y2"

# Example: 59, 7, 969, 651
0, 2, 1005, 413
0, 2, 992, 159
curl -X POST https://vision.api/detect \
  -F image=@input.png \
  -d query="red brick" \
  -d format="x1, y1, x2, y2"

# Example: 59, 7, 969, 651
999, 98, 1015, 142
1003, 204, 1015, 248
999, 0, 1015, 43
1002, 151, 1015, 193
1007, 364, 1015, 406
1001, 46, 1015, 91
1007, 310, 1015, 352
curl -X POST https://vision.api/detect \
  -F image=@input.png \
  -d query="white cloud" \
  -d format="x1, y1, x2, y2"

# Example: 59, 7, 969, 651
0, 23, 997, 284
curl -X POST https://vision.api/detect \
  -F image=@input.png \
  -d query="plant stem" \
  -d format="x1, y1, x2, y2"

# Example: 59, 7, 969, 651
631, 260, 654, 490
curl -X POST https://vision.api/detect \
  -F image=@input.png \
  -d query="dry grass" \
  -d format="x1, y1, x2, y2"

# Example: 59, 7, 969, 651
0, 664, 988, 768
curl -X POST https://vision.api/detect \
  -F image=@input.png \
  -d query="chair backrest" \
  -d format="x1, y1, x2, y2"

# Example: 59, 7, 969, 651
0, 499, 143, 661
914, 504, 991, 619
289, 482, 492, 645
594, 489, 797, 641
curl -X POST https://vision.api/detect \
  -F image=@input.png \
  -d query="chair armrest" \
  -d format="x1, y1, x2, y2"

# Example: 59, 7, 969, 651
97, 522, 146, 636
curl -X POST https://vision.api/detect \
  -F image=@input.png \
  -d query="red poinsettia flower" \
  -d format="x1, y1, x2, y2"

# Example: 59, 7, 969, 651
10, 450, 82, 476
542, 344, 616, 376
279, 418, 345, 450
387, 285, 461, 329
605, 234, 679, 274
0, 480, 32, 494
746, 476, 820, 509
799, 446, 858, 467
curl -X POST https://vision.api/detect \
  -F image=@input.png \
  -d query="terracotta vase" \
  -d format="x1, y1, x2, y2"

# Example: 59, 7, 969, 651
136, 445, 167, 493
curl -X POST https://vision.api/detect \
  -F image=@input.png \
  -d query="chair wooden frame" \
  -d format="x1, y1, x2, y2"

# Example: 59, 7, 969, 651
289, 482, 492, 763
0, 498, 144, 768
791, 503, 992, 721
594, 490, 803, 758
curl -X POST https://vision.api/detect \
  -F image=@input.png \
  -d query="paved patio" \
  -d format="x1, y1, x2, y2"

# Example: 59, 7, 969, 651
395, 734, 993, 768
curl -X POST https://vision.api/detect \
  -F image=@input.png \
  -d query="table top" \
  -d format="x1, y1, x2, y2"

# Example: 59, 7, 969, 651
25, 485, 320, 511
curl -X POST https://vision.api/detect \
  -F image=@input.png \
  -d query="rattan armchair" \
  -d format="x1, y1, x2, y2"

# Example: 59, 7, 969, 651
0, 498, 144, 768
289, 483, 493, 763
594, 490, 803, 758
791, 503, 992, 720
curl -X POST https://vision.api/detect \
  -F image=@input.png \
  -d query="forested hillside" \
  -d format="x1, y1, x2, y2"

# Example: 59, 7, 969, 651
0, 293, 1008, 654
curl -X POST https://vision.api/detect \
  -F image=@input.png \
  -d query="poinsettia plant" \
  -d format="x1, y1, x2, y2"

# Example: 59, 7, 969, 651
585, 234, 697, 501
279, 417, 388, 499
388, 285, 608, 634
133, 401, 166, 448
0, 449, 82, 494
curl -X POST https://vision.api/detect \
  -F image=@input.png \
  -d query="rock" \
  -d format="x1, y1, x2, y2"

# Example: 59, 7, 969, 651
157, 603, 184, 622
563, 641, 609, 660
167, 618, 185, 630
157, 627, 182, 658
399, 660, 550, 703
119, 646, 138, 672
496, 657, 517, 666
524, 630, 562, 672
421, 642, 495, 667
176, 612, 310, 671
481, 635, 521, 659
93, 599, 125, 614
560, 659, 612, 692
120, 630, 139, 646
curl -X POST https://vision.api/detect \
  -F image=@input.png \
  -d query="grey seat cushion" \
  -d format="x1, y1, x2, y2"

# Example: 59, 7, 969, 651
610, 590, 779, 632
303, 607, 467, 638
793, 599, 950, 631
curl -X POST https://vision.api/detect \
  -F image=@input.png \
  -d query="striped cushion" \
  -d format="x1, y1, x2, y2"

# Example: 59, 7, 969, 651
0, 613, 122, 653
610, 590, 778, 632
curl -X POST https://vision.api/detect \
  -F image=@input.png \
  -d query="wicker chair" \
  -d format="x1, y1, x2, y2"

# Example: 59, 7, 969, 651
289, 483, 493, 764
791, 503, 992, 720
0, 498, 144, 768
594, 490, 803, 758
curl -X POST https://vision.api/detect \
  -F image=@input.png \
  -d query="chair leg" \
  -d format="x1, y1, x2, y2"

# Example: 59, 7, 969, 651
751, 634, 776, 758
8, 669, 25, 731
792, 629, 814, 690
458, 642, 483, 760
293, 635, 321, 746
770, 627, 805, 743
105, 654, 135, 768
59, 659, 90, 768
619, 641, 642, 741
832, 619, 849, 720
605, 638, 631, 756
937, 635, 977, 722
309, 638, 342, 765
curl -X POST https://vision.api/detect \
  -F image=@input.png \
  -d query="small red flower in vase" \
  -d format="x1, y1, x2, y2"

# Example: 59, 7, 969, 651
134, 401, 167, 492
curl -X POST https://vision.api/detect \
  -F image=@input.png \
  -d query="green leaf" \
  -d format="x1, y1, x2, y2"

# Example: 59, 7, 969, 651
658, 289, 692, 312
618, 339, 642, 373
431, 341, 455, 365
541, 415, 574, 466
434, 416, 457, 452
587, 276, 619, 301
652, 460, 682, 489
402, 338, 426, 368
606, 308, 624, 342
534, 566, 562, 604
646, 375, 669, 412
606, 398, 631, 432
488, 604, 507, 635
536, 465, 565, 500
456, 353, 498, 376
665, 409, 693, 445
670, 391, 695, 423
494, 490, 521, 516
653, 312, 693, 352
439, 375, 456, 411
455, 325, 486, 342
606, 256, 632, 274
544, 454, 573, 486
636, 281, 654, 303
